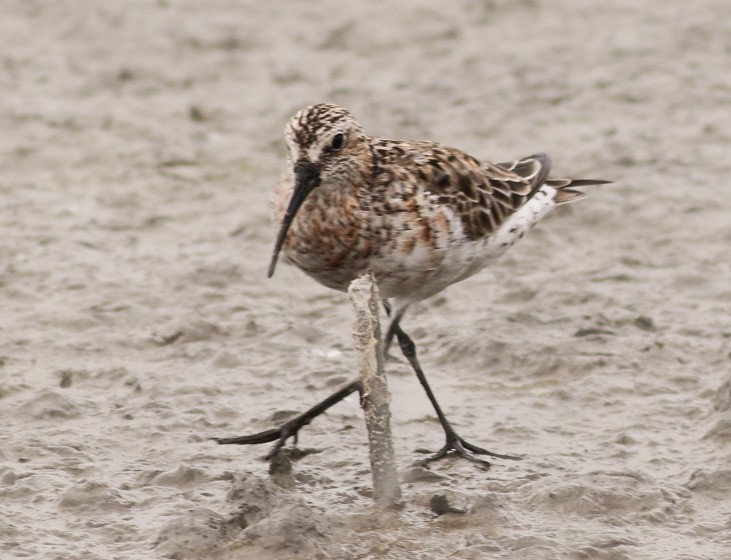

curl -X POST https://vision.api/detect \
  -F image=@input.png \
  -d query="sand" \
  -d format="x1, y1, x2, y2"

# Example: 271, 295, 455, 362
1, 1, 730, 558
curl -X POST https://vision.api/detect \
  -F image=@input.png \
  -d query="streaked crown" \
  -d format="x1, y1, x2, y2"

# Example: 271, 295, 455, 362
284, 104, 365, 167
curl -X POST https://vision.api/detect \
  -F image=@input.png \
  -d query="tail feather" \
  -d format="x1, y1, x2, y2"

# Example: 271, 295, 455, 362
553, 188, 585, 204
547, 178, 613, 188
497, 154, 611, 207
547, 177, 612, 205
500, 155, 611, 204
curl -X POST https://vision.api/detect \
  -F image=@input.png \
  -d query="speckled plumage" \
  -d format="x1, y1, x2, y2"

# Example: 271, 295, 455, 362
271, 103, 608, 306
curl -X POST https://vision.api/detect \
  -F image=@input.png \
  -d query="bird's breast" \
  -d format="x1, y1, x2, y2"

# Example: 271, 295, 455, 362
274, 186, 372, 291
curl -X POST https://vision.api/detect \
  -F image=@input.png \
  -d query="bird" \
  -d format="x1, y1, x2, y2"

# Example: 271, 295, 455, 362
217, 103, 610, 467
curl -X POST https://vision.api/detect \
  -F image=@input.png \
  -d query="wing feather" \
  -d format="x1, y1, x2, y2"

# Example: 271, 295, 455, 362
372, 140, 609, 240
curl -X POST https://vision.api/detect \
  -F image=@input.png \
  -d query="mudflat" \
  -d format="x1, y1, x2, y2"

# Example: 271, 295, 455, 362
1, 1, 729, 558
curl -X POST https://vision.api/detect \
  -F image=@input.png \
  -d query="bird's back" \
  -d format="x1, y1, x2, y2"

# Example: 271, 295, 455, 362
354, 142, 601, 301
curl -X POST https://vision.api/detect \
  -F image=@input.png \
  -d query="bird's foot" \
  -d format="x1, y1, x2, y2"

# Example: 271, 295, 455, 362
419, 430, 522, 469
214, 379, 362, 460
214, 413, 309, 460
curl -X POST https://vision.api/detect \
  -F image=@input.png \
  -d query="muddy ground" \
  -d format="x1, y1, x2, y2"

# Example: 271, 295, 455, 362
1, 1, 730, 558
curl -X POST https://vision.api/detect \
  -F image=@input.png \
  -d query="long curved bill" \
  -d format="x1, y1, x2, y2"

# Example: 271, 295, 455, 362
267, 161, 320, 278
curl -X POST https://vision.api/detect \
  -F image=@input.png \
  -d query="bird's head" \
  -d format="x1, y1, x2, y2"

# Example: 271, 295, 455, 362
269, 104, 368, 277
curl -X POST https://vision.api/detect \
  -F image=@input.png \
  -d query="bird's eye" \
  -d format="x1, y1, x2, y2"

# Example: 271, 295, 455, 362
331, 133, 345, 150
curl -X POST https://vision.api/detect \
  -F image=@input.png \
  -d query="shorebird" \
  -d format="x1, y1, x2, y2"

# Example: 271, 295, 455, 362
217, 103, 609, 467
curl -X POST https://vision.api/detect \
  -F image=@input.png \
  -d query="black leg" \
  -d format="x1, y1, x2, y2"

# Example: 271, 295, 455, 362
215, 379, 362, 460
217, 303, 520, 468
382, 300, 407, 355
390, 316, 522, 468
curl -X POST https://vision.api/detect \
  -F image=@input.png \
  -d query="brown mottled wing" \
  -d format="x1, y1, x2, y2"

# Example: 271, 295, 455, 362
406, 145, 553, 240
372, 140, 609, 240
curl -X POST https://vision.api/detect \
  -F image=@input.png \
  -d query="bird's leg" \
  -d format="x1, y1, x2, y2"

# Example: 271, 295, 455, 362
383, 299, 409, 356
214, 298, 394, 461
391, 318, 522, 468
215, 378, 362, 460
382, 300, 407, 355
